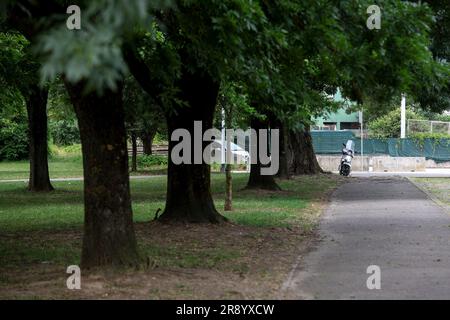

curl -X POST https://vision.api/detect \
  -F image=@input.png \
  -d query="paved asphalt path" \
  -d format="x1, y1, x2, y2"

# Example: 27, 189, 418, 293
282, 176, 450, 299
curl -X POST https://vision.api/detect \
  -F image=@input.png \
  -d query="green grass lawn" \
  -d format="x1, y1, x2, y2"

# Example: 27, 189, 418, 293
0, 169, 343, 298
0, 155, 166, 180
0, 159, 84, 180
0, 173, 341, 267
0, 173, 340, 233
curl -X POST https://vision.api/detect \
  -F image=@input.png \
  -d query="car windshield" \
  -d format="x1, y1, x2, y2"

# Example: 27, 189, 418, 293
213, 140, 245, 151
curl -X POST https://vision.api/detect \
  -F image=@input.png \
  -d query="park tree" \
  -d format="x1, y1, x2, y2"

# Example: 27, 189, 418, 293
267, 0, 450, 177
124, 0, 284, 221
1, 0, 173, 266
336, 1, 449, 111
0, 32, 53, 191
242, 0, 345, 179
412, 0, 450, 113
216, 82, 253, 209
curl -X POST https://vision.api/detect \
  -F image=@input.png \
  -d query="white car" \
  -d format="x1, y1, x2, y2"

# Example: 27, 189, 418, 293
212, 140, 250, 165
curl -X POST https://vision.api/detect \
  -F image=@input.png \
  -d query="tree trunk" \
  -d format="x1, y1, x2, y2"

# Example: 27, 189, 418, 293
224, 105, 232, 211
158, 68, 226, 223
224, 163, 233, 211
288, 125, 324, 175
276, 120, 290, 179
246, 117, 281, 191
64, 81, 139, 268
141, 128, 156, 155
25, 85, 54, 192
131, 131, 138, 172
124, 45, 224, 223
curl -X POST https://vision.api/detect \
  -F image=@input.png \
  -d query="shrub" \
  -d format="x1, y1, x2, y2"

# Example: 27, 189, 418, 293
368, 108, 425, 138
50, 120, 80, 146
409, 132, 450, 140
0, 118, 29, 161
136, 154, 168, 167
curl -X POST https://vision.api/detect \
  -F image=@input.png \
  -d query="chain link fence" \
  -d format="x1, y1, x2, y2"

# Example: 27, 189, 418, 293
407, 119, 450, 136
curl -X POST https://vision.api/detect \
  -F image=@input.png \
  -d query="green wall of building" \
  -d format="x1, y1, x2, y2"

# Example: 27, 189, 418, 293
313, 90, 359, 130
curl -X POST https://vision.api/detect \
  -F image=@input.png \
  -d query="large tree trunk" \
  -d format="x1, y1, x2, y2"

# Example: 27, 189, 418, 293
124, 45, 224, 223
224, 104, 232, 211
158, 68, 225, 223
131, 131, 138, 172
65, 81, 139, 268
275, 120, 290, 179
288, 125, 324, 175
246, 117, 281, 191
25, 85, 54, 192
141, 128, 156, 155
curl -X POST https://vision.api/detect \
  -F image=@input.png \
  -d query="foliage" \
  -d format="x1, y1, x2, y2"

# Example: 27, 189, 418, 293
5, 1, 449, 128
153, 132, 168, 145
409, 132, 450, 140
215, 82, 253, 130
49, 120, 80, 146
47, 78, 76, 121
33, 0, 173, 93
3, 1, 450, 160
123, 76, 165, 140
368, 107, 425, 138
432, 114, 450, 123
0, 65, 29, 161
136, 154, 168, 167
0, 31, 43, 102
0, 117, 28, 161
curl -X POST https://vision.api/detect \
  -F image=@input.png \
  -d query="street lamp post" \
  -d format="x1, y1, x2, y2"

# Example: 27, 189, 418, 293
359, 108, 364, 171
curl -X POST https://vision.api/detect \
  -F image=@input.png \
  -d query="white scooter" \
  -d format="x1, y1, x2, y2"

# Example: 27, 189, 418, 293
339, 140, 355, 176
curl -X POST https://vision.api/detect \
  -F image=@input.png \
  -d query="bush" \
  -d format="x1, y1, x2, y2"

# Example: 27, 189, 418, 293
0, 118, 29, 161
50, 120, 80, 146
368, 108, 425, 138
137, 154, 168, 167
432, 114, 450, 123
409, 132, 450, 141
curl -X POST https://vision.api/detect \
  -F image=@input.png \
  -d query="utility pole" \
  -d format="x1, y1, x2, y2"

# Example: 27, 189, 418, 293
400, 94, 406, 138
359, 108, 364, 171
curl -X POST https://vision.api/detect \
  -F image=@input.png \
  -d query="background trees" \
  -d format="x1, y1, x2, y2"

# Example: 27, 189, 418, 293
0, 89, 28, 161
2, 0, 152, 266
124, 0, 284, 221
124, 76, 165, 171
0, 32, 53, 191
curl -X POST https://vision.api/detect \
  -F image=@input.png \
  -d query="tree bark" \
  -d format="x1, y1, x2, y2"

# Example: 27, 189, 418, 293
224, 105, 232, 211
64, 81, 139, 268
124, 44, 225, 223
276, 120, 290, 179
131, 131, 138, 172
158, 68, 226, 223
246, 117, 281, 191
25, 85, 54, 192
141, 128, 156, 155
288, 125, 324, 175
224, 163, 233, 211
